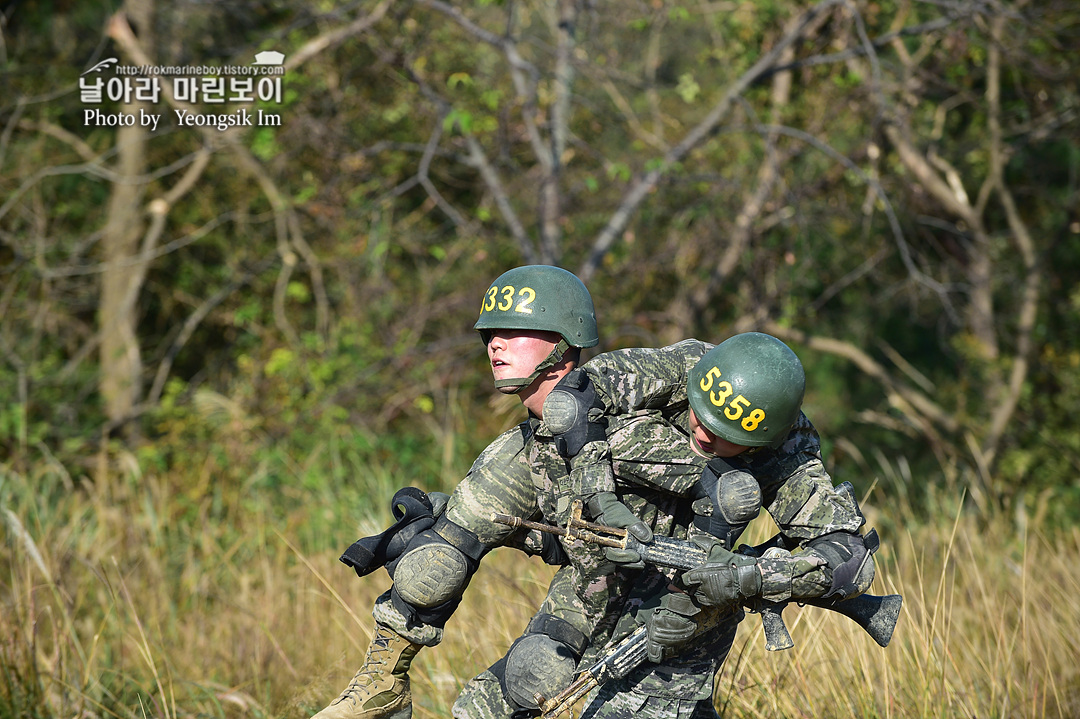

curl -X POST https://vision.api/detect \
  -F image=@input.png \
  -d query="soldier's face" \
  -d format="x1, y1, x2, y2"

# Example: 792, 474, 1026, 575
485, 329, 561, 388
688, 409, 749, 458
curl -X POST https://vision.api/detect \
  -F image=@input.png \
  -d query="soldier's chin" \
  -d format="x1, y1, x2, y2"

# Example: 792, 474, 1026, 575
690, 435, 716, 458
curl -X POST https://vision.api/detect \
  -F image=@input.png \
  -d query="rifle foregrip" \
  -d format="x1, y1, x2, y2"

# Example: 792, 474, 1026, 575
633, 535, 710, 571
758, 605, 795, 651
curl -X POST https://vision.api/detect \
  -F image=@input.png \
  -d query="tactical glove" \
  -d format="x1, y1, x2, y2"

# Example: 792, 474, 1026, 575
681, 540, 762, 609
755, 547, 828, 602
587, 491, 653, 568
645, 591, 701, 663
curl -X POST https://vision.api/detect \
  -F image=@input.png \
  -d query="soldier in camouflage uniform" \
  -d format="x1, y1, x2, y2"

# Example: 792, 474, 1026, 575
315, 266, 722, 719
452, 334, 878, 719
536, 332, 879, 718
314, 266, 877, 719
314, 264, 700, 719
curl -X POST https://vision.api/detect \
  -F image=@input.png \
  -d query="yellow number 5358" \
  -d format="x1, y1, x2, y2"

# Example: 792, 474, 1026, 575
698, 366, 766, 432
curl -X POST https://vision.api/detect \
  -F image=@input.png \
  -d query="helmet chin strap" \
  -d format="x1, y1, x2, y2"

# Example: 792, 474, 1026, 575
494, 339, 571, 394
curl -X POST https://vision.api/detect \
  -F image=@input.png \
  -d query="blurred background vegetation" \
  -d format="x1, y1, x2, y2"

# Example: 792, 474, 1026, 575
1, 0, 1078, 717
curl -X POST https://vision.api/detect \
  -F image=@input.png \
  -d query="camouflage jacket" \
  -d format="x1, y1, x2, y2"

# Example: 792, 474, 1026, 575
584, 339, 872, 603
445, 403, 703, 647
444, 339, 872, 637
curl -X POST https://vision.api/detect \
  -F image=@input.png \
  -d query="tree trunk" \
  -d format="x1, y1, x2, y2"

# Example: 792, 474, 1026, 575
99, 0, 153, 431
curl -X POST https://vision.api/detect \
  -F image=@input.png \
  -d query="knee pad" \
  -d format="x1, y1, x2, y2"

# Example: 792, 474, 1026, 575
493, 614, 588, 711
504, 635, 577, 711
390, 515, 486, 608
394, 541, 469, 607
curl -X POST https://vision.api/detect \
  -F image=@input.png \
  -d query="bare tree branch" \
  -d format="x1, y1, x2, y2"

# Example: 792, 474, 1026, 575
462, 133, 538, 264
44, 210, 249, 280
405, 62, 538, 263
145, 260, 273, 407
578, 0, 845, 283
762, 322, 960, 434
589, 70, 668, 152
416, 110, 470, 228
284, 0, 395, 72
764, 11, 971, 77
668, 8, 821, 336
109, 11, 331, 347
537, 0, 581, 264
766, 123, 961, 323
419, 0, 549, 164
16, 119, 98, 163
981, 9, 1039, 466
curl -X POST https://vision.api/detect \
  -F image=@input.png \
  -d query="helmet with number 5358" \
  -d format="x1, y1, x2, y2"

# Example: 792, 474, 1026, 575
687, 332, 805, 448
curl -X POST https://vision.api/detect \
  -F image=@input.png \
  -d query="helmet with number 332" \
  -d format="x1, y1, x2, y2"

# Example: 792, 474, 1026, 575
475, 265, 598, 392
687, 332, 805, 448
474, 265, 598, 348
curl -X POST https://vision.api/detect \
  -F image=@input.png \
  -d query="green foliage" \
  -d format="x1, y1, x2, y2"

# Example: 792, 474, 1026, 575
676, 73, 701, 103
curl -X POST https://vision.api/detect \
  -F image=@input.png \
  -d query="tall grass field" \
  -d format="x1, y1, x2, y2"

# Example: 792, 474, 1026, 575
2, 445, 1078, 719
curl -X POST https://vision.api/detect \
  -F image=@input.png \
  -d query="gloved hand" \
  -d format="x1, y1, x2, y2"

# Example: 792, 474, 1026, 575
646, 591, 701, 663
587, 491, 652, 568
681, 541, 762, 609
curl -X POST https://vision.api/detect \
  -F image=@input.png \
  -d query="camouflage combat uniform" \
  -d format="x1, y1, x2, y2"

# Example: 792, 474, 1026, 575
449, 408, 721, 719
550, 340, 871, 718
444, 340, 871, 718
588, 339, 869, 573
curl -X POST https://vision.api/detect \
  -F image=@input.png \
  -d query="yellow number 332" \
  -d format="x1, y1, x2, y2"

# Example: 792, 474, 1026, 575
482, 285, 536, 314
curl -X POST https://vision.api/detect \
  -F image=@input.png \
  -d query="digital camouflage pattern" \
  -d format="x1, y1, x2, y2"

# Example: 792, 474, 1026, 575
440, 405, 732, 718
454, 567, 736, 719
372, 340, 873, 718
585, 340, 870, 599
524, 412, 699, 640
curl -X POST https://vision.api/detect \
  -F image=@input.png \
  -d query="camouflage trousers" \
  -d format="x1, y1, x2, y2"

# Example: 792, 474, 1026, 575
452, 567, 740, 719
450, 670, 720, 719
450, 620, 736, 719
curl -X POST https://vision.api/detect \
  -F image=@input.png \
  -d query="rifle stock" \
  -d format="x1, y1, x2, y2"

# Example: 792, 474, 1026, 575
806, 592, 903, 647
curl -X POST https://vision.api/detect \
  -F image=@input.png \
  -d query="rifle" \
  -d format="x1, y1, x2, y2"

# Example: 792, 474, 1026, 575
492, 501, 902, 652
533, 624, 649, 719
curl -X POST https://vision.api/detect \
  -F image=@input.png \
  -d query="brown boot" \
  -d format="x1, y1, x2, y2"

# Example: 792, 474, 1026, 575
313, 624, 422, 719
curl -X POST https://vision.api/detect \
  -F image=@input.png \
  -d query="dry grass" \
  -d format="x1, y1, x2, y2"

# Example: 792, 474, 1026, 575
2, 455, 1079, 719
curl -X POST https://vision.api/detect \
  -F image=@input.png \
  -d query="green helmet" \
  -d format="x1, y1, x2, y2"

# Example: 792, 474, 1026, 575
475, 265, 597, 393
687, 332, 805, 448
474, 265, 598, 348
